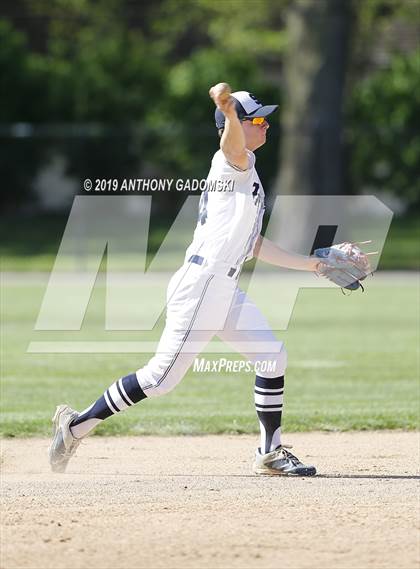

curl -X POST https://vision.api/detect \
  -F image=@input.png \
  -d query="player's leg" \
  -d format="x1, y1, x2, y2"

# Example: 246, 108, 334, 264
217, 288, 316, 476
67, 371, 147, 438
48, 372, 147, 472
66, 326, 214, 438
50, 327, 214, 473
217, 288, 287, 452
66, 264, 207, 439
49, 268, 233, 472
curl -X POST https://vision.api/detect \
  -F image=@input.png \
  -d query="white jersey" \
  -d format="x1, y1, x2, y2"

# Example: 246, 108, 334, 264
185, 149, 265, 267
136, 148, 284, 399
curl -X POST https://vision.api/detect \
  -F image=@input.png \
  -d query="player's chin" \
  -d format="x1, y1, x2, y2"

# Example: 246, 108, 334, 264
254, 140, 266, 151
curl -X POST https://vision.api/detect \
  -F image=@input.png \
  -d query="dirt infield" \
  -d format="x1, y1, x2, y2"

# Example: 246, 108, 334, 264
1, 432, 419, 569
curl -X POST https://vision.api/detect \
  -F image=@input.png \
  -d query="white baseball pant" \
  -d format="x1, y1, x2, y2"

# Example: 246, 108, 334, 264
136, 260, 287, 397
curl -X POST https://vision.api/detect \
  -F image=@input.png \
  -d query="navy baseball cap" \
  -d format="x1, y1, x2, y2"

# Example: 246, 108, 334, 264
215, 90, 278, 129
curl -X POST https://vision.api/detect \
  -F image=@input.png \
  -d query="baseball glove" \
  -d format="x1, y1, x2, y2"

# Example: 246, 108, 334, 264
314, 242, 374, 292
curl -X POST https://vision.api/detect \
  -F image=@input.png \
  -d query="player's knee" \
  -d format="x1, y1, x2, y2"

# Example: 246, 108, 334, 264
136, 355, 183, 398
139, 378, 176, 398
255, 344, 287, 378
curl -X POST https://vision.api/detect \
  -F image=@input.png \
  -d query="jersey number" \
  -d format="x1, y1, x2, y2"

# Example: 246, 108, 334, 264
252, 182, 260, 204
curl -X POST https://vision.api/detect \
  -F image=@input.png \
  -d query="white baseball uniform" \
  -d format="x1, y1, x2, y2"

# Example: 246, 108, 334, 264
56, 92, 315, 474
135, 149, 287, 397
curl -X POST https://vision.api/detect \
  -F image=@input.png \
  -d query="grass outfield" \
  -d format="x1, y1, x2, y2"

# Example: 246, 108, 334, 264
1, 272, 419, 437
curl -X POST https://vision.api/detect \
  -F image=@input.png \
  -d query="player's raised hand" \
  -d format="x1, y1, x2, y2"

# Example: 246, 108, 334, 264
209, 82, 235, 115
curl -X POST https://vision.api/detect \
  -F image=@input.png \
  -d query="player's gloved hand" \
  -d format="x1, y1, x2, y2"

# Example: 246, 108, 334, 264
314, 242, 373, 291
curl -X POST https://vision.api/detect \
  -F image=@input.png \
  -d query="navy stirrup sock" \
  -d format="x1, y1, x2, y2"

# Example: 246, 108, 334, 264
254, 375, 284, 454
70, 373, 147, 438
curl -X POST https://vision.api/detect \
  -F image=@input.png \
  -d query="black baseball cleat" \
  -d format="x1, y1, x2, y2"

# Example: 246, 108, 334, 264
253, 445, 317, 476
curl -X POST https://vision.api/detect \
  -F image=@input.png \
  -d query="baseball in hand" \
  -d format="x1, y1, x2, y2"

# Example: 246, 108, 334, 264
209, 82, 233, 111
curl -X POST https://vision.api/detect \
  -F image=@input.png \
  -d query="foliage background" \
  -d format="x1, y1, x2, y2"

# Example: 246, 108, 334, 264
0, 0, 419, 215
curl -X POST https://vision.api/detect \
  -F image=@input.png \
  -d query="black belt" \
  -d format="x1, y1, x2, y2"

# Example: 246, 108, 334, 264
188, 255, 238, 278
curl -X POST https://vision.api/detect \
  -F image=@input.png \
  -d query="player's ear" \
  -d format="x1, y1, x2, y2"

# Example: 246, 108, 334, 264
218, 128, 224, 138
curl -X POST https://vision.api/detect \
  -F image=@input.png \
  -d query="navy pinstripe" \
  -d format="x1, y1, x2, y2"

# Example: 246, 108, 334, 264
142, 274, 215, 391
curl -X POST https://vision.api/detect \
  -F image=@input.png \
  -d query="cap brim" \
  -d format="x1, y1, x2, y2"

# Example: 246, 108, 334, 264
244, 104, 278, 118
214, 103, 278, 129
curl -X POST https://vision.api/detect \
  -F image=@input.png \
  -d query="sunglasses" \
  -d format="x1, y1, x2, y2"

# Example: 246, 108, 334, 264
242, 116, 266, 125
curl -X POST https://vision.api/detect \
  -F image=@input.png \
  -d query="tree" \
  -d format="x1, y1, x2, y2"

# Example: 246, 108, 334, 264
348, 50, 420, 208
275, 0, 353, 197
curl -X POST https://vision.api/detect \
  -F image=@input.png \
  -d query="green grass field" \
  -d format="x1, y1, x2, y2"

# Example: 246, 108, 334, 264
1, 271, 418, 437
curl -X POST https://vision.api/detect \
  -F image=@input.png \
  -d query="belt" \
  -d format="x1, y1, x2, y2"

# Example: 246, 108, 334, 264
188, 255, 239, 278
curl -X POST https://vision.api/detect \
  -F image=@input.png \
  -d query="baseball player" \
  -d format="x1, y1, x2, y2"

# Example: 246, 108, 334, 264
50, 83, 320, 476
